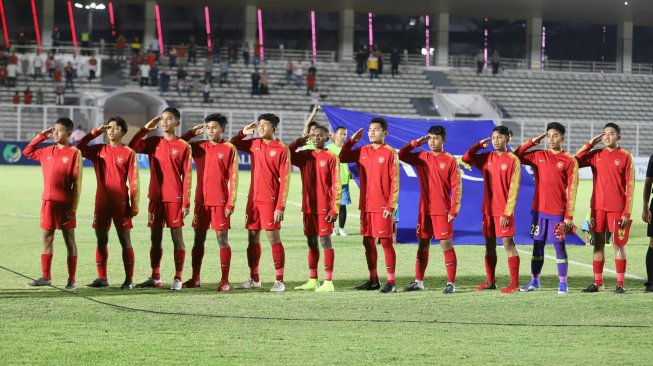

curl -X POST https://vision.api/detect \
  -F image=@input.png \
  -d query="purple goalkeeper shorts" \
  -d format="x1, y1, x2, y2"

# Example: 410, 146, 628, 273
530, 210, 564, 242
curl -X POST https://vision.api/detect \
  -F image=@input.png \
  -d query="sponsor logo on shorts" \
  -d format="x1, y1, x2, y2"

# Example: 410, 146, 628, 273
220, 223, 227, 227
441, 232, 449, 236
502, 229, 509, 233
267, 222, 274, 226
379, 230, 386, 234
321, 228, 328, 232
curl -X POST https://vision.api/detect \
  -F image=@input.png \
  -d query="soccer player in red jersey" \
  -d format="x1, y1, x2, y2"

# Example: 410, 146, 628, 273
514, 122, 578, 294
339, 117, 400, 293
231, 114, 291, 292
643, 155, 653, 293
76, 116, 139, 290
178, 114, 238, 292
399, 126, 461, 294
289, 124, 341, 292
576, 123, 634, 294
462, 126, 522, 294
129, 108, 192, 291
24, 118, 83, 290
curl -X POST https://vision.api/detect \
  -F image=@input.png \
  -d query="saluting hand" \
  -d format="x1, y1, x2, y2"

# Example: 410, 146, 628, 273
190, 123, 205, 136
531, 133, 547, 145
242, 122, 258, 135
415, 135, 429, 146
351, 128, 364, 142
144, 115, 161, 131
479, 137, 491, 148
42, 126, 55, 137
589, 133, 605, 147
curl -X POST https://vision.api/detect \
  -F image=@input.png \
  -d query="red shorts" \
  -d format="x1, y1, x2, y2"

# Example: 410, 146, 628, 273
590, 209, 622, 234
148, 201, 184, 228
482, 214, 514, 238
192, 204, 231, 231
40, 201, 75, 230
416, 213, 453, 240
246, 201, 280, 231
303, 213, 332, 236
93, 204, 133, 231
360, 211, 394, 239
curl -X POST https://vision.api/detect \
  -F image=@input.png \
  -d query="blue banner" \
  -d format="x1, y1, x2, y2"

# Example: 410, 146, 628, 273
322, 105, 583, 245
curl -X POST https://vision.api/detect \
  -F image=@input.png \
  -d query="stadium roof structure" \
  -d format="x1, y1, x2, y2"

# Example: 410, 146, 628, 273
116, 0, 653, 27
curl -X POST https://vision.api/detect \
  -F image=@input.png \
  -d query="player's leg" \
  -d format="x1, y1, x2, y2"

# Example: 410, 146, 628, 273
266, 229, 285, 292
183, 229, 206, 288
646, 237, 653, 293
216, 229, 231, 291
354, 212, 380, 290
338, 204, 347, 235
474, 236, 498, 290
137, 201, 165, 288
31, 229, 55, 286
295, 236, 320, 290
405, 238, 430, 292
315, 235, 335, 292
61, 228, 78, 290
584, 209, 606, 292
522, 212, 545, 291
377, 214, 397, 293
170, 227, 186, 290
613, 243, 627, 293
500, 236, 520, 294
115, 229, 135, 290
440, 238, 457, 294
88, 228, 110, 288
235, 229, 262, 289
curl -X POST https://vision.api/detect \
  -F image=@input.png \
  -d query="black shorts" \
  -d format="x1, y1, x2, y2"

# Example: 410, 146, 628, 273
648, 203, 653, 238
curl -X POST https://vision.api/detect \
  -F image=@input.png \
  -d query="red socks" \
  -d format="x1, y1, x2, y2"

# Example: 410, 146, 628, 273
150, 246, 163, 280
324, 248, 334, 281
363, 236, 378, 283
41, 253, 53, 280
122, 247, 135, 282
96, 247, 108, 281
485, 255, 497, 284
191, 245, 205, 281
271, 242, 285, 282
443, 248, 457, 283
173, 249, 185, 280
380, 238, 396, 285
67, 256, 77, 281
593, 260, 605, 286
246, 242, 261, 282
615, 258, 627, 286
415, 248, 429, 281
220, 247, 231, 283
508, 255, 520, 287
308, 247, 320, 279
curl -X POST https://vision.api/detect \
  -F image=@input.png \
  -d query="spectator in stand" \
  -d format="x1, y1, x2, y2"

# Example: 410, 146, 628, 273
71, 55, 80, 79
176, 67, 187, 95
253, 40, 261, 67
178, 43, 187, 68
35, 88, 43, 104
376, 48, 384, 75
367, 53, 379, 80
356, 46, 367, 76
70, 125, 86, 143
52, 27, 61, 54
309, 88, 320, 112
169, 46, 178, 68
202, 80, 210, 103
242, 41, 250, 67
190, 72, 201, 95
475, 49, 485, 75
21, 57, 30, 78
129, 54, 139, 80
149, 63, 159, 87
160, 67, 170, 92
228, 41, 237, 63
131, 37, 142, 55
294, 62, 304, 87
491, 49, 501, 76
212, 36, 221, 62
52, 66, 62, 83
23, 87, 33, 105
45, 55, 55, 78
81, 31, 91, 55
55, 84, 65, 105
204, 56, 213, 87
219, 58, 229, 87
390, 48, 400, 77
8, 51, 18, 66
146, 51, 156, 67
12, 91, 19, 104
306, 70, 316, 96
17, 28, 27, 53
64, 62, 74, 91
251, 69, 260, 96
33, 53, 43, 80
188, 37, 197, 65
139, 62, 150, 86
259, 70, 269, 95
116, 34, 126, 61
285, 58, 294, 85
149, 35, 160, 60
0, 66, 6, 86
6, 62, 17, 87
88, 55, 98, 82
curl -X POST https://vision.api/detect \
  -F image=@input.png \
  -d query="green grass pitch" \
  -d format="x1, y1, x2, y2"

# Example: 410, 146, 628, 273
1, 165, 652, 365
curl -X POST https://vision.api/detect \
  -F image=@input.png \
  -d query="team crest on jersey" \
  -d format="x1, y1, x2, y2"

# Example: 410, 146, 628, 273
269, 150, 277, 157
171, 148, 179, 156
556, 162, 564, 169
116, 156, 124, 163
439, 162, 446, 169
218, 153, 224, 159
614, 159, 621, 166
501, 163, 508, 171
61, 156, 69, 164
319, 160, 327, 167
378, 156, 385, 163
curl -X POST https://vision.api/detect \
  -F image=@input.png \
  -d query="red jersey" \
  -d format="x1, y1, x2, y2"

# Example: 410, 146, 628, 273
230, 131, 290, 211
181, 132, 239, 210
339, 139, 399, 213
575, 144, 634, 217
129, 128, 192, 208
514, 139, 578, 220
462, 142, 521, 219
288, 139, 341, 216
24, 133, 83, 211
76, 128, 139, 214
398, 141, 461, 217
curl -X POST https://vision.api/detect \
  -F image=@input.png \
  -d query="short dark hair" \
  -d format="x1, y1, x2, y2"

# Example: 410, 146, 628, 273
546, 122, 566, 135
307, 121, 319, 130
106, 116, 128, 134
603, 122, 620, 136
492, 125, 510, 137
428, 125, 447, 140
369, 117, 388, 131
334, 126, 347, 133
205, 113, 228, 129
55, 117, 74, 132
162, 107, 180, 120
314, 125, 329, 135
257, 113, 280, 128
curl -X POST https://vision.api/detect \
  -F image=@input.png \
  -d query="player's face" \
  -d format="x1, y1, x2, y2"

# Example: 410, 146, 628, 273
427, 133, 444, 152
368, 123, 387, 144
257, 119, 275, 139
333, 128, 347, 145
311, 129, 328, 149
491, 131, 508, 151
160, 112, 179, 133
602, 127, 620, 148
52, 123, 71, 144
105, 121, 124, 142
206, 121, 224, 142
546, 128, 564, 150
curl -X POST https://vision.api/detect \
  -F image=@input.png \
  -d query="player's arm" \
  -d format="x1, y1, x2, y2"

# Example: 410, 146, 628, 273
461, 137, 490, 169
128, 115, 160, 153
76, 125, 107, 159
327, 154, 342, 223
230, 122, 256, 152
70, 149, 83, 214
563, 158, 580, 227
23, 127, 53, 160
575, 133, 604, 168
621, 153, 635, 226
338, 128, 363, 163
127, 148, 140, 217
273, 145, 291, 224
225, 144, 239, 217
384, 150, 400, 218
397, 135, 427, 165
501, 154, 521, 226
643, 158, 653, 224
449, 156, 462, 222
288, 134, 309, 166
513, 135, 544, 166
302, 105, 319, 135
181, 124, 206, 158
181, 143, 192, 217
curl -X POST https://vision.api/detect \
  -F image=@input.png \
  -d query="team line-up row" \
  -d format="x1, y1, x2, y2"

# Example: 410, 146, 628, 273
23, 105, 653, 295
